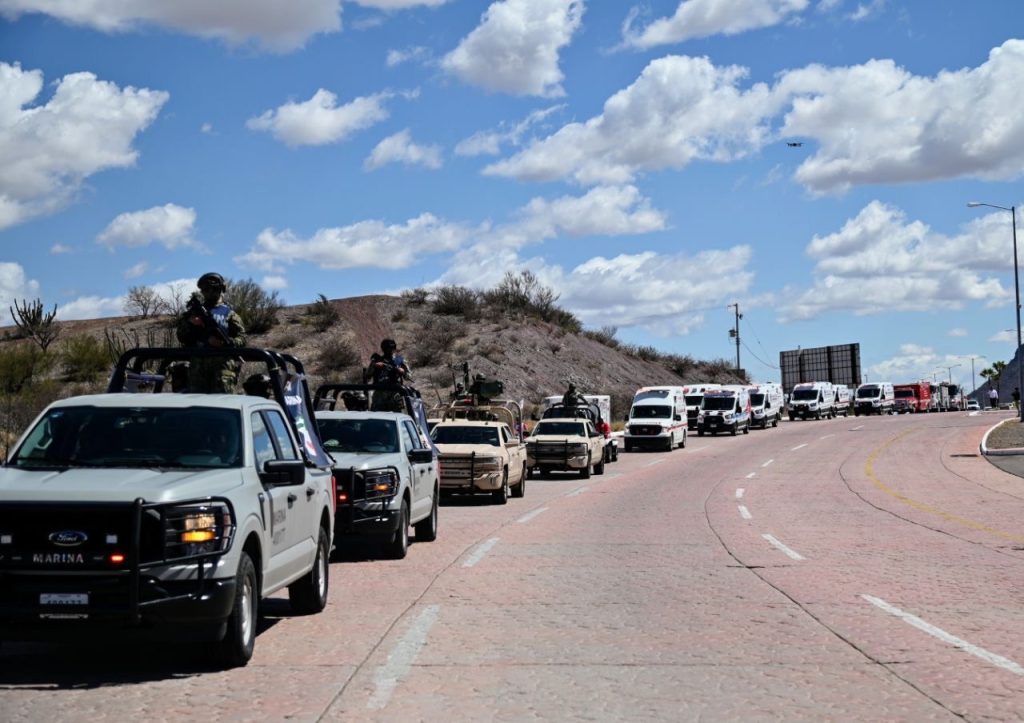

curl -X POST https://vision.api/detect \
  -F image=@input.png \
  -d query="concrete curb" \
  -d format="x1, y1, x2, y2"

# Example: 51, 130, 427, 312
980, 418, 1024, 457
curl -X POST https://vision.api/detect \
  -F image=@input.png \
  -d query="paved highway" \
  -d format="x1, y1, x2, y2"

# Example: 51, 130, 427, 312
2, 410, 1023, 721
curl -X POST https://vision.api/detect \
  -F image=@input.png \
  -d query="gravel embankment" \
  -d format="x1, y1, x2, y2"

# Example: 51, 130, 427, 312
986, 417, 1024, 450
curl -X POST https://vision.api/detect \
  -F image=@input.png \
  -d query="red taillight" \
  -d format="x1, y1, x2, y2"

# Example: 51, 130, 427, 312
109, 553, 125, 565
337, 490, 348, 504
331, 473, 338, 513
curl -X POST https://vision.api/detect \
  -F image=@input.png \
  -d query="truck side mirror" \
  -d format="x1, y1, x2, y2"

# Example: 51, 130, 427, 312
262, 459, 306, 486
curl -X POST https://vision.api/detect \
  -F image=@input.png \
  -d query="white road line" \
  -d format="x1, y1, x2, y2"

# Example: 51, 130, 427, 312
517, 507, 548, 524
745, 472, 757, 479
567, 487, 588, 497
791, 443, 808, 451
368, 604, 441, 710
735, 488, 745, 499
820, 434, 835, 440
738, 505, 752, 520
762, 534, 805, 561
851, 424, 864, 431
862, 595, 1024, 676
462, 538, 499, 568
761, 459, 774, 468
646, 458, 666, 467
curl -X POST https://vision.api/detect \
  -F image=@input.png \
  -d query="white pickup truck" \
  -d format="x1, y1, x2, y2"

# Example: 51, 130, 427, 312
0, 348, 335, 668
431, 400, 527, 503
314, 384, 439, 560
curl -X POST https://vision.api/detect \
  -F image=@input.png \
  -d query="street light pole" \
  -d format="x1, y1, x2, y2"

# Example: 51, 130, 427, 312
968, 202, 1023, 422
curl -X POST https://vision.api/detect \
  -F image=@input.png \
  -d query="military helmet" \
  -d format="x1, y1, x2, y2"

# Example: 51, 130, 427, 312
198, 272, 226, 290
380, 338, 397, 352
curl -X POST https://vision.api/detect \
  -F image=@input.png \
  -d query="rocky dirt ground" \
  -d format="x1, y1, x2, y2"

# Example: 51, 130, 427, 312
985, 416, 1024, 450
1, 293, 747, 420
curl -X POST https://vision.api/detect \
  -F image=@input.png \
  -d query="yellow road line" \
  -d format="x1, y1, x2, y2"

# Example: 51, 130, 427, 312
864, 431, 1024, 544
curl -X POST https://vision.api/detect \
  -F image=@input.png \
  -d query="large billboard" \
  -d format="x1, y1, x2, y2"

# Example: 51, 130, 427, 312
779, 343, 861, 394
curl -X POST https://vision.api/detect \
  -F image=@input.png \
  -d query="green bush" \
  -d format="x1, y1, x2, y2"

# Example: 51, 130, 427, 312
401, 287, 430, 306
316, 336, 361, 374
0, 379, 63, 458
0, 342, 52, 393
61, 334, 110, 382
432, 285, 480, 318
228, 278, 283, 335
306, 294, 340, 333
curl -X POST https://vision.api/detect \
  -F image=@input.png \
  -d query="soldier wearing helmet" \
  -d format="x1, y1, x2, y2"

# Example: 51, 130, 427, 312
365, 338, 411, 412
176, 272, 246, 393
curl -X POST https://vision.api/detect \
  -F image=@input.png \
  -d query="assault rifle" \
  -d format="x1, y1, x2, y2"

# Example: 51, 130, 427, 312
185, 293, 235, 348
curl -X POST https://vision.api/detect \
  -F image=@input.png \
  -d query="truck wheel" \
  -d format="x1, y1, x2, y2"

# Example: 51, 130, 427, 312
731, 425, 738, 436
580, 455, 591, 479
697, 429, 704, 437
415, 486, 439, 541
512, 464, 526, 498
742, 422, 749, 434
214, 552, 258, 668
624, 441, 633, 452
492, 470, 509, 505
679, 432, 686, 449
383, 499, 409, 560
289, 526, 330, 615
594, 455, 606, 475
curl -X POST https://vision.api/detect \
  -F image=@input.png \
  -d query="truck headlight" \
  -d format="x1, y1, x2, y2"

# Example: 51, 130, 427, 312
475, 456, 502, 470
362, 468, 399, 500
570, 443, 588, 453
166, 503, 234, 558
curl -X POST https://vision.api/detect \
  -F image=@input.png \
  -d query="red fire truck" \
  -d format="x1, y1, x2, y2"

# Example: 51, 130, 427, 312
894, 382, 932, 413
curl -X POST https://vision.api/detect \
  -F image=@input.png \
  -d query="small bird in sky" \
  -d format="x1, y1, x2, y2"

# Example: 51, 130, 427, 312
786, 141, 803, 147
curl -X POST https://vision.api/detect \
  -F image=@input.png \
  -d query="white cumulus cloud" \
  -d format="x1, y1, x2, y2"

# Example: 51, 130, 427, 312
489, 40, 1024, 194
0, 262, 41, 325
353, 0, 450, 8
621, 0, 809, 49
989, 329, 1017, 343
947, 327, 968, 337
442, 0, 584, 97
97, 204, 198, 250
364, 129, 443, 170
455, 105, 564, 157
247, 89, 395, 147
0, 62, 168, 231
779, 201, 1013, 321
0, 0, 341, 51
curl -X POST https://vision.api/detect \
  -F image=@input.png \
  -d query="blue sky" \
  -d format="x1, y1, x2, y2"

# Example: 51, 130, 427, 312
0, 0, 1022, 392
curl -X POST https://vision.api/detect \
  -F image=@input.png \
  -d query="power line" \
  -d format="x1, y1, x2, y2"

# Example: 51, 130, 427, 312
741, 339, 779, 370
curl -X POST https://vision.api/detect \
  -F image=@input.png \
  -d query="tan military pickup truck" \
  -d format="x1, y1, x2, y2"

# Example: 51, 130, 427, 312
430, 402, 527, 504
526, 416, 606, 478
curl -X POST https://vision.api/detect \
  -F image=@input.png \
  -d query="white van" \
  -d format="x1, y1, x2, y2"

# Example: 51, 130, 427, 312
854, 382, 895, 416
682, 384, 721, 431
624, 386, 687, 452
697, 385, 751, 436
833, 384, 852, 417
788, 382, 837, 420
750, 382, 784, 429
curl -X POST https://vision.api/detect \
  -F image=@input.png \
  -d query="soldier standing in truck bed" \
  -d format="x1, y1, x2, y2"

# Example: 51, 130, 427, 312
367, 338, 411, 413
176, 272, 246, 393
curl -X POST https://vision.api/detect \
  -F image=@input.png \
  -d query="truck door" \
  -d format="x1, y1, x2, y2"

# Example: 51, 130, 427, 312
402, 419, 433, 519
252, 410, 311, 589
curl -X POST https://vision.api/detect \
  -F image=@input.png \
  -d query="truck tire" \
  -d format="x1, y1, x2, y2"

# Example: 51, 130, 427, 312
415, 486, 439, 540
731, 424, 737, 436
512, 464, 526, 498
580, 455, 591, 479
624, 441, 633, 452
383, 499, 409, 560
742, 422, 749, 434
492, 470, 509, 505
698, 429, 705, 437
289, 526, 330, 615
214, 551, 258, 668
594, 455, 605, 475
679, 433, 686, 449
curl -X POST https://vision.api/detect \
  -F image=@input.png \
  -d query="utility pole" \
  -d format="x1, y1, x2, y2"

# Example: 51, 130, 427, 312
968, 355, 985, 398
728, 303, 742, 373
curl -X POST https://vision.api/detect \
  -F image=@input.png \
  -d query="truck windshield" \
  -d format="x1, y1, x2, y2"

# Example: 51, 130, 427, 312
857, 386, 881, 399
317, 418, 399, 454
684, 395, 703, 406
431, 425, 500, 446
702, 396, 736, 411
750, 394, 765, 407
630, 405, 670, 419
895, 389, 914, 399
11, 406, 243, 469
532, 422, 586, 437
792, 389, 818, 401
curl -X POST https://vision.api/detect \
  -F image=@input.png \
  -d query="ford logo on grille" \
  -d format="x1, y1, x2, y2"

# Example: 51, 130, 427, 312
49, 530, 88, 547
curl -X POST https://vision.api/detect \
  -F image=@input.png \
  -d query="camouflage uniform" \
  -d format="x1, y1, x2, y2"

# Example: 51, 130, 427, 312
177, 288, 246, 394
367, 351, 412, 413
